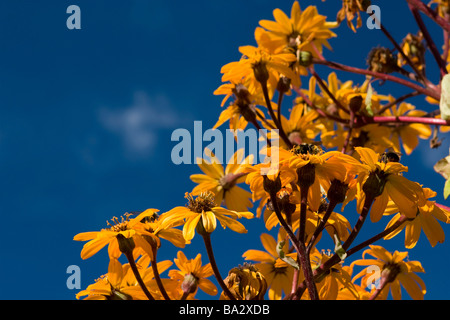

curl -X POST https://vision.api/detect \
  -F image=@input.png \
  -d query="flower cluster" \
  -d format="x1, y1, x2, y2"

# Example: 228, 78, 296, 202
74, 1, 450, 300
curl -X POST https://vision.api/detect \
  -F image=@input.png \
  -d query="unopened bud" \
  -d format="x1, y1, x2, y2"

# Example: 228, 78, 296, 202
349, 95, 363, 113
327, 179, 349, 204
181, 273, 198, 294
117, 233, 135, 254
263, 174, 282, 195
253, 62, 269, 84
297, 51, 313, 67
296, 163, 316, 190
277, 75, 291, 93
362, 170, 387, 199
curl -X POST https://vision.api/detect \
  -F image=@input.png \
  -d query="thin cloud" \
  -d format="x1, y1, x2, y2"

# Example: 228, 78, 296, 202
98, 91, 180, 158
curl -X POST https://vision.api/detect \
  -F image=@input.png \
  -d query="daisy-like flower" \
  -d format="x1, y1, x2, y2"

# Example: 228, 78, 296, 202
309, 250, 358, 300
336, 266, 378, 300
278, 103, 323, 147
190, 149, 253, 212
354, 147, 425, 222
220, 263, 268, 300
213, 82, 266, 132
161, 192, 253, 243
242, 229, 297, 300
76, 257, 173, 300
351, 245, 426, 300
168, 251, 218, 298
379, 102, 432, 155
384, 188, 450, 248
139, 211, 186, 251
221, 45, 297, 98
283, 144, 363, 212
258, 1, 337, 54
73, 209, 160, 260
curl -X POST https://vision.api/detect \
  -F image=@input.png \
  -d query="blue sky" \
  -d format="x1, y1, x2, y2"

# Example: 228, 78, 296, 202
0, 0, 449, 300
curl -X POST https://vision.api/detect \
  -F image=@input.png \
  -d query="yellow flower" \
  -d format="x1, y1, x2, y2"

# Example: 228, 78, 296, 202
161, 192, 253, 243
73, 209, 159, 260
384, 188, 450, 248
140, 211, 186, 250
213, 81, 266, 131
336, 266, 377, 300
220, 263, 268, 300
278, 103, 323, 147
168, 251, 218, 297
351, 245, 426, 300
243, 147, 297, 217
242, 229, 297, 300
190, 149, 253, 212
309, 251, 358, 300
354, 147, 425, 222
221, 45, 297, 98
379, 102, 432, 155
257, 1, 337, 54
76, 257, 173, 300
284, 144, 362, 211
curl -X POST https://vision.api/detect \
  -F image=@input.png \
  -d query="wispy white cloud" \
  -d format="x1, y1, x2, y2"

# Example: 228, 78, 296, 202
98, 91, 181, 158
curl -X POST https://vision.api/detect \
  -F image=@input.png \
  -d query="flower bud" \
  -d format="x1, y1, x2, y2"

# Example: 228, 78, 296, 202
327, 179, 349, 204
181, 273, 198, 295
277, 75, 291, 93
263, 174, 282, 195
362, 170, 388, 199
297, 51, 313, 67
116, 233, 135, 254
349, 95, 363, 114
296, 163, 316, 190
381, 263, 401, 284
253, 62, 269, 84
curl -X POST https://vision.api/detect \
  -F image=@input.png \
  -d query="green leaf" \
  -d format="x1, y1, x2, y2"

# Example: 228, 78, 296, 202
333, 233, 347, 261
440, 74, 450, 120
276, 240, 300, 270
365, 83, 374, 116
444, 179, 450, 200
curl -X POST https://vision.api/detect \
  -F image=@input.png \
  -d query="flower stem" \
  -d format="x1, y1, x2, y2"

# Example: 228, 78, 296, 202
309, 67, 349, 114
201, 233, 236, 300
268, 191, 319, 300
408, 3, 448, 77
312, 58, 441, 101
343, 196, 375, 251
356, 115, 450, 127
346, 215, 409, 257
376, 91, 421, 115
306, 200, 338, 254
369, 276, 389, 300
298, 186, 309, 245
151, 249, 171, 300
260, 81, 293, 149
124, 251, 155, 300
180, 291, 190, 300
406, 0, 450, 33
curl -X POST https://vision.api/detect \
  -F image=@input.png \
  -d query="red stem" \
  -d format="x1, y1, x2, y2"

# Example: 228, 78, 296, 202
406, 0, 450, 33
313, 59, 441, 101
